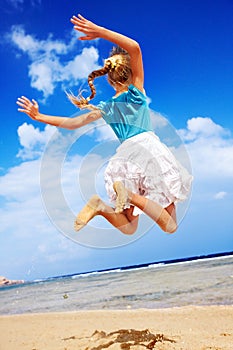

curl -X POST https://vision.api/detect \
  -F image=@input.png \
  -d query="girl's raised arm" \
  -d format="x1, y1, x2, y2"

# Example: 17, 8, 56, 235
16, 96, 102, 130
71, 14, 144, 91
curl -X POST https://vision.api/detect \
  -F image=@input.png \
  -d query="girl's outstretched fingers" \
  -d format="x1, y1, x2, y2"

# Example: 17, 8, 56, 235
16, 96, 39, 120
70, 14, 87, 25
70, 14, 99, 41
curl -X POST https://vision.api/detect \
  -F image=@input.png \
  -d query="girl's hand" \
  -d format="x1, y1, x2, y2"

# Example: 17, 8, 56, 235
16, 96, 39, 120
70, 14, 101, 40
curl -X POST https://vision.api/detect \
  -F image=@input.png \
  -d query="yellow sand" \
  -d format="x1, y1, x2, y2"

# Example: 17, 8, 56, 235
0, 305, 232, 349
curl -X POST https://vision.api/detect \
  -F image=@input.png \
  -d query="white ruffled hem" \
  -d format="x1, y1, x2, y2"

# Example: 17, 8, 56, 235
104, 131, 193, 213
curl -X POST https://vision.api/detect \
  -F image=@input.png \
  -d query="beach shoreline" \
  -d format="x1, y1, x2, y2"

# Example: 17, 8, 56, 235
0, 305, 232, 349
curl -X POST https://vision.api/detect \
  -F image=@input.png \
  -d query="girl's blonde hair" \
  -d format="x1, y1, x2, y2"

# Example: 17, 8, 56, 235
66, 47, 132, 110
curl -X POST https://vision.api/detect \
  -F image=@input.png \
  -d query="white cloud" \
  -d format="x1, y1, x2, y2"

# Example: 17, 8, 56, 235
178, 117, 229, 141
178, 117, 233, 179
29, 62, 55, 97
8, 26, 101, 100
18, 123, 55, 149
214, 191, 227, 200
0, 160, 40, 205
63, 47, 100, 81
17, 122, 58, 160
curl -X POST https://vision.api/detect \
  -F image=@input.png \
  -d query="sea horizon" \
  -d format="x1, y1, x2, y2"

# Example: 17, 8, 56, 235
0, 251, 232, 315
20, 250, 233, 285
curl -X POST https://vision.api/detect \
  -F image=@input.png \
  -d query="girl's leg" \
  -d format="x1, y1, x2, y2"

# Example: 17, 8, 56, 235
114, 181, 177, 233
74, 195, 139, 235
165, 202, 177, 226
130, 193, 177, 233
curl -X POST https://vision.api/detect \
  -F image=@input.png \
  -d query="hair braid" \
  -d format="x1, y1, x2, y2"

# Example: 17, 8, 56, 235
67, 62, 111, 110
87, 63, 111, 101
66, 47, 132, 110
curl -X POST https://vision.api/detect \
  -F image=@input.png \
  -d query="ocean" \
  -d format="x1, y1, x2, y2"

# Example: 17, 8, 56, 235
0, 254, 232, 315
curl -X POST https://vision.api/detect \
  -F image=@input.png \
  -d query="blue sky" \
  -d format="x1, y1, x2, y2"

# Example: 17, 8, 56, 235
0, 0, 232, 280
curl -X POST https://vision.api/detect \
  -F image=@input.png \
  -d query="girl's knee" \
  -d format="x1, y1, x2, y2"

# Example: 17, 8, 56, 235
158, 211, 177, 233
119, 224, 137, 235
164, 221, 177, 234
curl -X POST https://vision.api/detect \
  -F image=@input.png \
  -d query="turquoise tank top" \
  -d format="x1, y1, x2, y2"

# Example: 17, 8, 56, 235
98, 84, 153, 143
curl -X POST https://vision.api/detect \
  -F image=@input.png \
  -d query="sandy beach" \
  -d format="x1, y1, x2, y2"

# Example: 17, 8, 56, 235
0, 305, 232, 350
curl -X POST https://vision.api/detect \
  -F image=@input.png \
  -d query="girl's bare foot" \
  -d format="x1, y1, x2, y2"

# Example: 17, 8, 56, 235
113, 181, 129, 214
74, 195, 105, 231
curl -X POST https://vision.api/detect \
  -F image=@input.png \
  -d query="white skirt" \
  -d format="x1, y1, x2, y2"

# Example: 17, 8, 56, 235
104, 131, 193, 213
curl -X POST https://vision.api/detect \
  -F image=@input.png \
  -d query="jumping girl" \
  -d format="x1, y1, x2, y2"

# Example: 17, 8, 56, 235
17, 14, 192, 235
